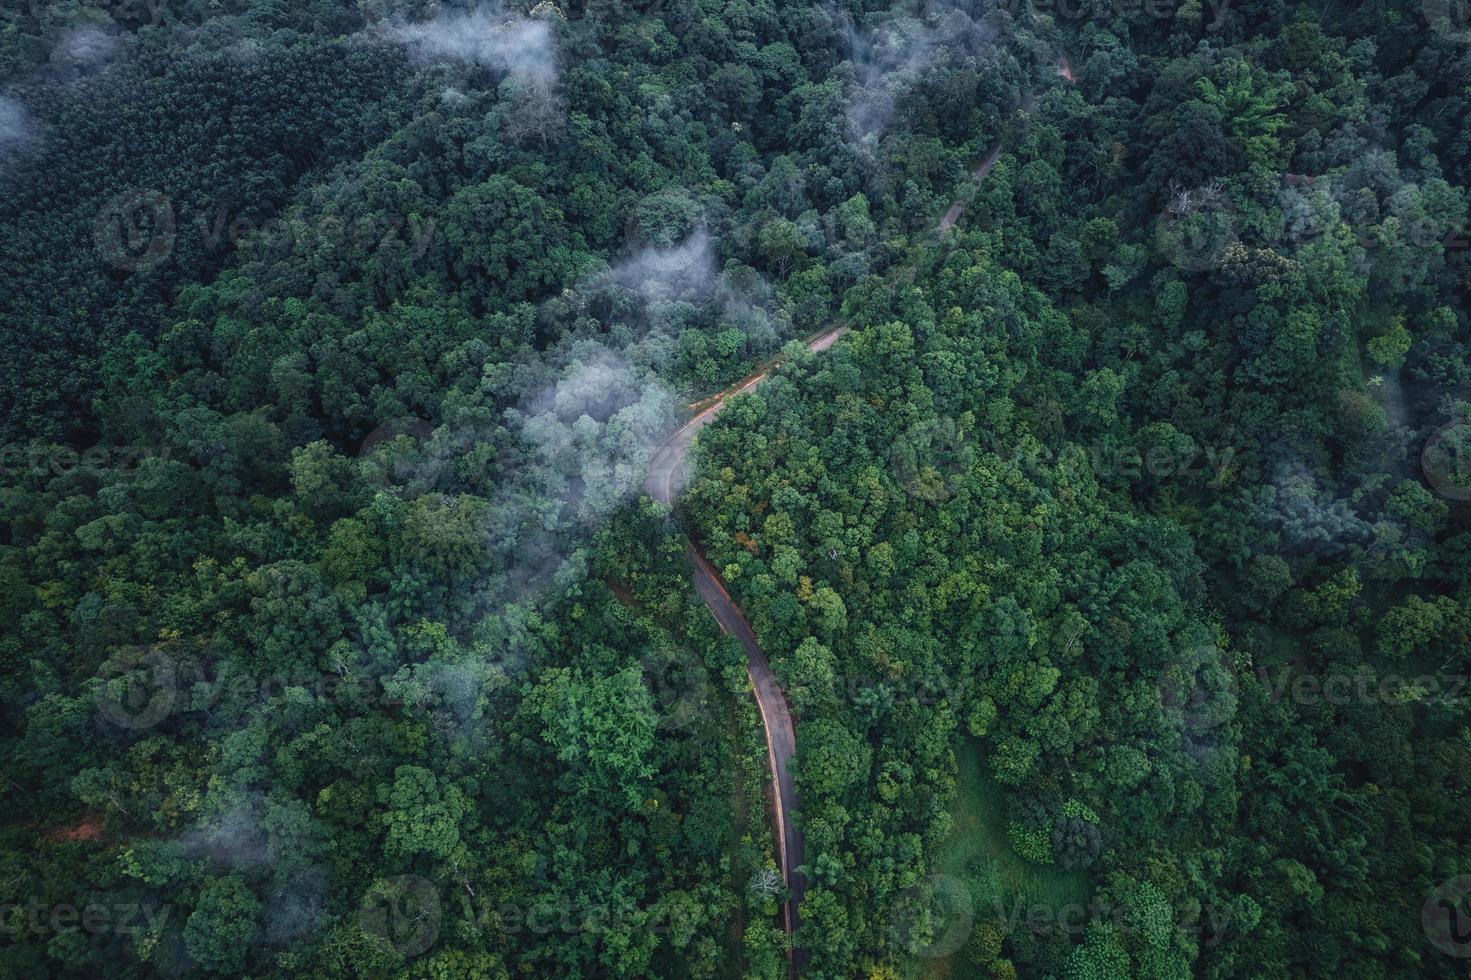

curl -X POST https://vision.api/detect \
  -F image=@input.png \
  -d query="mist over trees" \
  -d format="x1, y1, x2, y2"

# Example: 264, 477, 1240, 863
1, 0, 1470, 978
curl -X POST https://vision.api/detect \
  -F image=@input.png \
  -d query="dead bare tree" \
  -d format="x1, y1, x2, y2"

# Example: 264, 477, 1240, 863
1165, 178, 1226, 218
503, 82, 568, 149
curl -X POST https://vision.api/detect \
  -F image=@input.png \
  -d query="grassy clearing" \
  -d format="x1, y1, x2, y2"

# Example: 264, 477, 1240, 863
909, 738, 1092, 978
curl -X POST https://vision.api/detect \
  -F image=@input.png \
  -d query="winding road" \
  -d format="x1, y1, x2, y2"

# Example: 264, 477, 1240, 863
644, 323, 848, 968
643, 80, 1045, 973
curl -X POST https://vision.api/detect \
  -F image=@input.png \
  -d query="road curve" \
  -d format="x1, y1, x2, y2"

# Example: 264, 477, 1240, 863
642, 78, 1041, 974
644, 324, 848, 968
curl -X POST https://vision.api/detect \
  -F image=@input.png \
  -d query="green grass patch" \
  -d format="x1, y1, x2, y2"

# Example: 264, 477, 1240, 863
909, 737, 1092, 979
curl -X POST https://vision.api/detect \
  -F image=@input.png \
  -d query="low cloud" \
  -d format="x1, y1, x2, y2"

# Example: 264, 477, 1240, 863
180, 792, 273, 870
511, 344, 676, 527
0, 96, 34, 165
56, 26, 119, 71
604, 231, 719, 305
1252, 459, 1374, 557
844, 6, 997, 139
594, 230, 783, 351
263, 869, 328, 944
387, 5, 558, 87
426, 343, 678, 613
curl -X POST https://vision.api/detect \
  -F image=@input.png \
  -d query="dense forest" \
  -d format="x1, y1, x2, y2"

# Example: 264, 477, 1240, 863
1, 0, 1469, 977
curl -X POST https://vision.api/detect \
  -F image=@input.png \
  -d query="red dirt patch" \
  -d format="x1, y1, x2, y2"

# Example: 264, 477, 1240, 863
45, 818, 103, 842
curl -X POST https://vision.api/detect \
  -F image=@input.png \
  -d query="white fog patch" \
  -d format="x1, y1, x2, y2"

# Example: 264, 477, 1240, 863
844, 7, 997, 140
1251, 458, 1375, 557
56, 26, 119, 70
0, 96, 34, 165
180, 792, 273, 869
388, 4, 558, 87
465, 344, 677, 606
376, 656, 496, 753
386, 4, 564, 144
596, 230, 783, 350
263, 868, 328, 944
512, 345, 677, 525
604, 231, 719, 305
